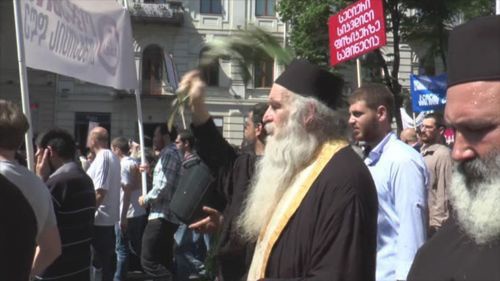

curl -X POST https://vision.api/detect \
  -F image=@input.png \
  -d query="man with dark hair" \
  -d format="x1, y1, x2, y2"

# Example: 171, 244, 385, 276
35, 128, 96, 280
0, 100, 61, 280
139, 124, 182, 281
182, 59, 378, 280
173, 129, 210, 280
408, 15, 500, 280
185, 100, 268, 281
241, 103, 268, 150
86, 126, 121, 281
111, 137, 146, 281
420, 112, 452, 237
175, 130, 196, 157
348, 84, 428, 281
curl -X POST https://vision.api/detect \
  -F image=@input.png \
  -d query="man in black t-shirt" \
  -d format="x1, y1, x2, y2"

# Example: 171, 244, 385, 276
0, 174, 37, 280
0, 100, 60, 280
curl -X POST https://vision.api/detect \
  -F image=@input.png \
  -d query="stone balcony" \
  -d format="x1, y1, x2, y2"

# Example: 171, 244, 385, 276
129, 1, 184, 25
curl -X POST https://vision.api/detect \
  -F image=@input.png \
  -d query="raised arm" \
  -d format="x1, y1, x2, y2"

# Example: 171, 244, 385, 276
179, 70, 238, 173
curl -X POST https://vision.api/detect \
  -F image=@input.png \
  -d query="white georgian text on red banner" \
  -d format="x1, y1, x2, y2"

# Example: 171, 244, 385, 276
328, 0, 387, 66
20, 0, 137, 90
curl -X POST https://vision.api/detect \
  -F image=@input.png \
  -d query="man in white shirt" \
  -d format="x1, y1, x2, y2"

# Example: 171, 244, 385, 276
111, 137, 147, 280
86, 126, 121, 281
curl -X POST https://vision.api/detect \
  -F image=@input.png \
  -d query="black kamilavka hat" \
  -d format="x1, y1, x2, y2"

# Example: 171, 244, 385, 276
447, 15, 500, 88
275, 59, 344, 109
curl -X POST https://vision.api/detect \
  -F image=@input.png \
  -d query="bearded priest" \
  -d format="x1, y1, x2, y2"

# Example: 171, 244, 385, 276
408, 15, 500, 281
180, 59, 378, 280
239, 59, 378, 280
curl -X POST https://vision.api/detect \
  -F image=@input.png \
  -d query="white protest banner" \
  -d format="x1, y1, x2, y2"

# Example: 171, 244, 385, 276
20, 0, 137, 90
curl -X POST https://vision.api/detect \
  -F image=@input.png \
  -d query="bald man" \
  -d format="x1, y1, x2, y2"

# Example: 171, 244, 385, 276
400, 128, 421, 152
86, 127, 121, 281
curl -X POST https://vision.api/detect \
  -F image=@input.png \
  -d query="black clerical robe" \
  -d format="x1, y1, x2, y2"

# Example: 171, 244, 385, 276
408, 215, 500, 280
192, 118, 256, 281
255, 145, 378, 281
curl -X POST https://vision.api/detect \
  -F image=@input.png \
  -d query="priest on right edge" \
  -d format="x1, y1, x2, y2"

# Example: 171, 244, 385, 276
408, 15, 500, 280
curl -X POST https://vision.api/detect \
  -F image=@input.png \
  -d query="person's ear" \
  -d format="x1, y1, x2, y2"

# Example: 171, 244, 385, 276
47, 146, 54, 157
304, 102, 316, 127
255, 122, 264, 137
376, 105, 388, 122
438, 126, 445, 135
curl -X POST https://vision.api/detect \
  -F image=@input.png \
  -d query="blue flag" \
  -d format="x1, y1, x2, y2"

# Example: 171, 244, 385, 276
410, 74, 447, 112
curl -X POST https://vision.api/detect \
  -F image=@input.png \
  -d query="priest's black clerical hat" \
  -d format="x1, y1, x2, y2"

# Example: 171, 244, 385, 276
275, 59, 344, 109
447, 15, 500, 88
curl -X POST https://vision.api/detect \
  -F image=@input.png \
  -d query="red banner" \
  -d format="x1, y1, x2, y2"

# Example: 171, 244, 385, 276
328, 0, 386, 66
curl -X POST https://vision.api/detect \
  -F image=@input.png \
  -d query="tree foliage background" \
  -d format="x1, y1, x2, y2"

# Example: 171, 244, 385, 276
277, 0, 494, 131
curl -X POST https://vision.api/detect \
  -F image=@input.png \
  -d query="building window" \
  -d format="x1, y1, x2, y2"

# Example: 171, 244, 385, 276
143, 0, 167, 3
213, 117, 224, 135
255, 0, 275, 17
199, 48, 219, 86
254, 56, 274, 88
142, 45, 164, 95
74, 112, 111, 155
200, 0, 222, 14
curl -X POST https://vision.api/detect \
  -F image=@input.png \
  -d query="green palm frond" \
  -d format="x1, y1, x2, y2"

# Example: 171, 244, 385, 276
168, 27, 294, 130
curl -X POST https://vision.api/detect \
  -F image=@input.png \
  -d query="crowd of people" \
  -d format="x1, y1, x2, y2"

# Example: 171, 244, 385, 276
1, 15, 499, 281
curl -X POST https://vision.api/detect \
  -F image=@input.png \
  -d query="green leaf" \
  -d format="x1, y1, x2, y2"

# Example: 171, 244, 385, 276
168, 27, 294, 130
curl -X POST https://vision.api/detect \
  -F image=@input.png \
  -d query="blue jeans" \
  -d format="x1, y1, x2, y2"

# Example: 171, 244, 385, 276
92, 225, 115, 281
114, 215, 147, 281
174, 224, 210, 280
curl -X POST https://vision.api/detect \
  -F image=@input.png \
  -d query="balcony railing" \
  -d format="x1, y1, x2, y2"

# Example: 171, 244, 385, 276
129, 1, 184, 25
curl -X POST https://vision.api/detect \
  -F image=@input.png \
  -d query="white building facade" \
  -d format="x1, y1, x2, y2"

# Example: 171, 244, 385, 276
0, 0, 421, 151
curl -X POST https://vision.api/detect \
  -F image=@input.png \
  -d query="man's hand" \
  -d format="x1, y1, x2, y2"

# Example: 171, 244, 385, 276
178, 70, 206, 106
130, 164, 141, 191
178, 70, 210, 125
35, 148, 50, 182
138, 195, 146, 207
188, 206, 223, 234
139, 163, 150, 174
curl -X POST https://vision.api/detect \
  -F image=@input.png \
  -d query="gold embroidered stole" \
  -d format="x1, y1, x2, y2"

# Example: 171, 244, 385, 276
247, 140, 348, 280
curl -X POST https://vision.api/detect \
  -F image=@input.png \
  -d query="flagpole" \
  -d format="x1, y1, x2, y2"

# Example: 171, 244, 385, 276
356, 58, 362, 87
13, 0, 35, 171
122, 0, 148, 196
135, 91, 148, 196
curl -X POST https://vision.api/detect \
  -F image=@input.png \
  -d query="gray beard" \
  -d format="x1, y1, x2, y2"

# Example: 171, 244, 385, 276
236, 117, 320, 242
449, 153, 500, 244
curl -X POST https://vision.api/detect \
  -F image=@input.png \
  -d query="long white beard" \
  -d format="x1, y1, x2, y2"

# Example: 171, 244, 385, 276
237, 115, 320, 242
449, 153, 500, 244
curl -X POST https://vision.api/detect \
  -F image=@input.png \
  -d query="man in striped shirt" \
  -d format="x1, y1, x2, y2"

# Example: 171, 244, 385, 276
35, 128, 96, 281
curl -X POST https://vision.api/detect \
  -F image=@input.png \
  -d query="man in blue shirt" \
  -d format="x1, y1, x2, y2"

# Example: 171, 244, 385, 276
349, 84, 428, 281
